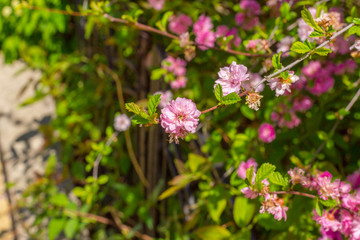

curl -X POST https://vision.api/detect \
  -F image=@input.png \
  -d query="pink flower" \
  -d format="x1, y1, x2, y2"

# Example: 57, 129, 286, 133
235, 0, 260, 30
316, 175, 341, 200
160, 97, 201, 143
195, 30, 216, 50
179, 32, 190, 47
170, 76, 187, 89
214, 61, 249, 96
277, 36, 294, 57
260, 194, 288, 221
307, 75, 334, 96
154, 90, 173, 109
237, 158, 258, 179
342, 193, 360, 212
351, 216, 360, 240
288, 167, 310, 187
302, 61, 322, 78
148, 0, 164, 10
258, 123, 276, 143
193, 15, 213, 35
216, 25, 241, 48
347, 170, 360, 190
292, 96, 313, 112
114, 114, 131, 132
241, 187, 259, 199
313, 210, 342, 232
340, 209, 353, 237
162, 56, 187, 76
268, 71, 299, 97
169, 14, 192, 35
242, 73, 264, 92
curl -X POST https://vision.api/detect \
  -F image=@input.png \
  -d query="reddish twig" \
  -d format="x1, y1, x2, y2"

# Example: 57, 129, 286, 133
271, 191, 316, 199
201, 91, 248, 114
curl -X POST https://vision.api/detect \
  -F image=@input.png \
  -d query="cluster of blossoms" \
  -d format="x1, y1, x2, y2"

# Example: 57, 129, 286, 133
238, 159, 288, 221
154, 90, 173, 109
238, 159, 360, 238
235, 0, 260, 30
161, 56, 188, 89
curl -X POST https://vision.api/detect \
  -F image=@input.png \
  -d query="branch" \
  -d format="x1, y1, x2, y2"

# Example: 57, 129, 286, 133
271, 191, 317, 199
25, 5, 265, 57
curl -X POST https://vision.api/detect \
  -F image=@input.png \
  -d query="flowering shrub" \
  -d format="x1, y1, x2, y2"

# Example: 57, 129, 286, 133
2, 0, 360, 239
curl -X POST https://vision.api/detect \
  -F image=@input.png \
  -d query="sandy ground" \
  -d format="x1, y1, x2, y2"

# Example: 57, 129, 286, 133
0, 57, 55, 239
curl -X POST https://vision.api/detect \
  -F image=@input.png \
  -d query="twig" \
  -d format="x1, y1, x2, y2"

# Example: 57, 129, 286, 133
24, 5, 265, 57
201, 91, 248, 114
271, 190, 316, 199
92, 132, 118, 180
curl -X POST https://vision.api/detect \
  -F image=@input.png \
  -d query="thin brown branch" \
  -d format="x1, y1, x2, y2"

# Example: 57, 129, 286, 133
24, 5, 266, 57
271, 191, 317, 199
201, 91, 248, 114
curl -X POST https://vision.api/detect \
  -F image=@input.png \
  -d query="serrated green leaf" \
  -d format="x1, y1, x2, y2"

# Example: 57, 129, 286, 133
348, 26, 360, 37
269, 172, 288, 186
148, 94, 161, 115
125, 102, 142, 115
214, 84, 223, 102
272, 52, 282, 70
320, 199, 337, 208
255, 163, 276, 189
301, 8, 324, 33
280, 71, 289, 80
132, 115, 150, 125
223, 92, 241, 105
353, 18, 360, 25
309, 31, 325, 38
246, 166, 254, 186
314, 47, 332, 56
291, 41, 311, 54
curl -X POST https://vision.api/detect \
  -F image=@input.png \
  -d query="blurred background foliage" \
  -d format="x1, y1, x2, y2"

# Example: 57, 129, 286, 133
0, 0, 360, 239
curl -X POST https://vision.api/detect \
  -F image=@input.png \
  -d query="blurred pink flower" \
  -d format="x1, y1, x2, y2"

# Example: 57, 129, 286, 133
169, 14, 192, 35
114, 114, 131, 132
170, 76, 187, 89
313, 210, 342, 232
148, 0, 164, 10
154, 90, 173, 108
241, 187, 259, 199
242, 73, 264, 92
277, 36, 294, 57
292, 96, 313, 112
237, 158, 258, 180
162, 56, 187, 76
160, 97, 201, 143
258, 123, 276, 143
298, 7, 316, 41
260, 194, 288, 221
288, 167, 310, 187
235, 0, 260, 30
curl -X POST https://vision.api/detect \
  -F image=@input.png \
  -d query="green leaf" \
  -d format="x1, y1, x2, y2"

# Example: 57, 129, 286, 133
195, 226, 231, 240
246, 166, 254, 186
320, 199, 337, 208
315, 200, 323, 216
233, 197, 256, 227
132, 115, 150, 125
272, 52, 282, 70
240, 104, 255, 120
269, 172, 288, 186
338, 108, 350, 117
291, 41, 311, 54
151, 68, 167, 80
214, 84, 223, 102
207, 190, 227, 222
348, 25, 360, 37
223, 92, 241, 105
125, 102, 142, 115
98, 175, 109, 185
50, 193, 69, 207
353, 18, 360, 25
64, 218, 79, 239
309, 31, 325, 38
188, 153, 207, 172
147, 94, 161, 115
314, 47, 332, 56
255, 163, 276, 189
161, 11, 173, 29
301, 8, 324, 33
45, 154, 57, 177
48, 218, 66, 240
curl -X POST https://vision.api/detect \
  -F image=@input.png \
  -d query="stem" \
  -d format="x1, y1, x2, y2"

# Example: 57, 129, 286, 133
201, 91, 248, 114
93, 132, 118, 180
25, 5, 267, 57
271, 191, 316, 199
106, 67, 150, 188
254, 23, 355, 90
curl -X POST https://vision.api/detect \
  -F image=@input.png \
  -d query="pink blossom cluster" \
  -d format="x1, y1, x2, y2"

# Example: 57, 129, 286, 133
235, 0, 260, 30
161, 56, 188, 89
193, 15, 216, 50
246, 39, 270, 53
148, 0, 164, 10
160, 97, 201, 143
268, 71, 299, 97
239, 159, 288, 221
271, 102, 303, 129
287, 168, 360, 239
214, 61, 249, 96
